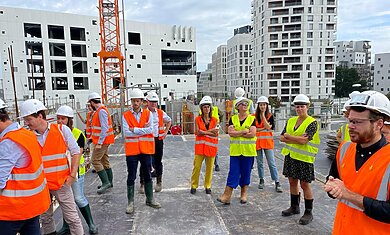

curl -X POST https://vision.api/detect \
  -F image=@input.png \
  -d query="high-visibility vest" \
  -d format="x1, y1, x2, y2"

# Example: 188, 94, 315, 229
233, 99, 253, 114
254, 113, 274, 150
333, 142, 390, 235
72, 127, 86, 176
194, 116, 219, 157
91, 106, 115, 145
0, 127, 51, 221
199, 106, 220, 122
85, 111, 93, 139
230, 115, 257, 156
41, 124, 70, 190
123, 109, 155, 156
281, 116, 320, 164
340, 123, 350, 142
156, 109, 166, 140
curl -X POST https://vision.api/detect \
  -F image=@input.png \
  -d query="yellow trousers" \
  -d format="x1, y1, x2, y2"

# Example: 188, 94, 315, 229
191, 154, 215, 189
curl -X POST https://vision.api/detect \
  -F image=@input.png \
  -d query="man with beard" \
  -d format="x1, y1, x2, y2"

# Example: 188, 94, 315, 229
325, 91, 390, 234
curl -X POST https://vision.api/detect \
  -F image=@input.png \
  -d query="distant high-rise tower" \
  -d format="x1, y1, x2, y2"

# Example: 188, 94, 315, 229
251, 0, 337, 102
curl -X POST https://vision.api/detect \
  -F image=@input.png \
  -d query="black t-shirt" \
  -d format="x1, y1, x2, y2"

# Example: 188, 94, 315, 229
229, 116, 256, 127
76, 133, 86, 149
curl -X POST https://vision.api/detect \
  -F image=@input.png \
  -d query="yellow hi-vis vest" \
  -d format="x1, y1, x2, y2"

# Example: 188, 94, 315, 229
198, 106, 220, 122
230, 115, 257, 157
281, 116, 320, 163
340, 123, 350, 142
72, 127, 86, 176
233, 99, 253, 115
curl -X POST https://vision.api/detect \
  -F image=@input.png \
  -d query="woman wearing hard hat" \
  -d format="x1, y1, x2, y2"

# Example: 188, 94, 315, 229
280, 94, 320, 225
56, 105, 98, 234
190, 96, 219, 195
217, 96, 257, 205
254, 96, 282, 193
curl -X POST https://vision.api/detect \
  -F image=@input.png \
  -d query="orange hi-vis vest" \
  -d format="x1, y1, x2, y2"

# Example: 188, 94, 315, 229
0, 127, 51, 220
85, 111, 93, 139
333, 141, 390, 235
42, 124, 70, 190
254, 113, 274, 150
194, 116, 219, 157
123, 109, 155, 156
156, 109, 166, 140
91, 106, 115, 145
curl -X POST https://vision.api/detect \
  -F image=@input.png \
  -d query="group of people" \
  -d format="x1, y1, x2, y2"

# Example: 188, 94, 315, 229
1, 86, 390, 234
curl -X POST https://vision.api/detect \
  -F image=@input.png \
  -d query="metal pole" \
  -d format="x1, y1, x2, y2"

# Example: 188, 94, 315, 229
8, 45, 20, 119
30, 45, 35, 99
120, 83, 125, 139
41, 45, 46, 106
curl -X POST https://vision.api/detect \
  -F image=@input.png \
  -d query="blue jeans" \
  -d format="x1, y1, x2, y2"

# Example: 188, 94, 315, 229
226, 156, 254, 188
126, 154, 152, 186
0, 216, 40, 235
72, 174, 89, 208
256, 149, 279, 182
214, 153, 219, 166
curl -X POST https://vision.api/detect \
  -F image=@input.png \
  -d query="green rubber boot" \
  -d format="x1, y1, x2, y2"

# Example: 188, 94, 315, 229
79, 204, 98, 234
126, 185, 135, 214
144, 181, 161, 209
97, 170, 111, 194
57, 218, 70, 235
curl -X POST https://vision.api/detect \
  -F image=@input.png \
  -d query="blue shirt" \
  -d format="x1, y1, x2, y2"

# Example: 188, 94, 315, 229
122, 108, 153, 137
0, 123, 30, 189
149, 108, 171, 137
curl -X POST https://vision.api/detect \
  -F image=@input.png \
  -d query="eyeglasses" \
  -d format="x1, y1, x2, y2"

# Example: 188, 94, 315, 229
348, 118, 374, 125
240, 102, 248, 106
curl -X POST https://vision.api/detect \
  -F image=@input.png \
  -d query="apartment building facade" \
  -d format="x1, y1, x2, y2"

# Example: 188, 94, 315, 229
373, 53, 390, 95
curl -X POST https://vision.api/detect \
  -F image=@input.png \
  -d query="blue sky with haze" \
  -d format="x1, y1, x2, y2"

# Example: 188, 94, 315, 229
1, 0, 390, 71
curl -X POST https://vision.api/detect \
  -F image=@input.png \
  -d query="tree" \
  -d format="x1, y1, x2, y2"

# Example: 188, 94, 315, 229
335, 67, 367, 98
268, 96, 282, 108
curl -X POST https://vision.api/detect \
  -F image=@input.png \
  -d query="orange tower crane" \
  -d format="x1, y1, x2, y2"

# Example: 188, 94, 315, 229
98, 0, 125, 106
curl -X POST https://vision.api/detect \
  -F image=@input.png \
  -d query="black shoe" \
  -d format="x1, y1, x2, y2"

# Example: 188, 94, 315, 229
190, 188, 196, 194
275, 182, 283, 193
92, 169, 96, 173
258, 179, 264, 189
215, 165, 220, 172
282, 206, 300, 216
299, 209, 313, 225
151, 170, 157, 178
205, 188, 211, 194
240, 199, 247, 204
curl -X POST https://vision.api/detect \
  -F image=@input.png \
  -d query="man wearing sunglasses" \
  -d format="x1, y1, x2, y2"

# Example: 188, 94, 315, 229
325, 90, 390, 234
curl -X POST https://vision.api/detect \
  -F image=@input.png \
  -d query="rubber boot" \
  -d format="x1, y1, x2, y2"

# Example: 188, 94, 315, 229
299, 199, 314, 225
155, 175, 162, 192
106, 168, 113, 188
138, 183, 145, 194
145, 181, 161, 209
79, 204, 98, 234
126, 185, 135, 214
96, 170, 111, 194
282, 193, 301, 216
217, 186, 233, 205
240, 185, 248, 204
57, 219, 70, 235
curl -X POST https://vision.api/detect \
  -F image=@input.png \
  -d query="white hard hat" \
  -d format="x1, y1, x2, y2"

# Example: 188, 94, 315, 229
234, 87, 245, 98
0, 99, 7, 109
19, 99, 47, 118
56, 105, 74, 118
293, 94, 310, 105
349, 91, 360, 99
342, 99, 351, 112
88, 92, 101, 101
146, 91, 159, 102
129, 88, 144, 99
199, 96, 212, 106
385, 121, 390, 125
235, 97, 249, 109
257, 96, 269, 104
346, 90, 390, 118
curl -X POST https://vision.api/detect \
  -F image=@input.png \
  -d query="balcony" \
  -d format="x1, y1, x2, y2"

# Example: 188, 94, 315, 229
271, 65, 288, 72
272, 49, 288, 56
268, 26, 283, 32
285, 0, 302, 7
268, 1, 283, 8
327, 0, 336, 5
284, 24, 301, 31
292, 49, 303, 55
268, 73, 282, 80
284, 73, 300, 79
291, 65, 303, 71
272, 9, 289, 16
292, 7, 304, 14
268, 58, 283, 64
284, 57, 301, 63
290, 32, 301, 39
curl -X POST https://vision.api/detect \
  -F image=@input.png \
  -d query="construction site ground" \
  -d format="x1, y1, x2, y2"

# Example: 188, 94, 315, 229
53, 132, 337, 235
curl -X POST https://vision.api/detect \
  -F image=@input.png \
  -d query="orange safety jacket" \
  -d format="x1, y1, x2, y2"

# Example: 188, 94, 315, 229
156, 109, 166, 140
41, 124, 70, 190
0, 128, 51, 221
91, 106, 115, 145
194, 116, 219, 157
123, 109, 155, 156
333, 141, 390, 235
85, 111, 93, 139
254, 113, 274, 150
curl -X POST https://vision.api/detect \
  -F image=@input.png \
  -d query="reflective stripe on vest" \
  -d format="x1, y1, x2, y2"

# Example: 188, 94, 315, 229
43, 153, 66, 162
10, 164, 44, 181
44, 164, 69, 173
157, 109, 166, 140
91, 106, 115, 144
339, 198, 364, 212
377, 163, 390, 201
254, 113, 274, 150
230, 115, 257, 156
1, 178, 47, 197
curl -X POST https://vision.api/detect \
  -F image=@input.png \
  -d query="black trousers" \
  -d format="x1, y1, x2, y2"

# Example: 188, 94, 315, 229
140, 138, 164, 183
127, 154, 152, 186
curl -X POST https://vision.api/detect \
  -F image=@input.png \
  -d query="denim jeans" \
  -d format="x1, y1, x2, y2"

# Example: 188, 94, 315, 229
0, 216, 40, 235
126, 154, 152, 186
72, 175, 89, 208
256, 149, 279, 182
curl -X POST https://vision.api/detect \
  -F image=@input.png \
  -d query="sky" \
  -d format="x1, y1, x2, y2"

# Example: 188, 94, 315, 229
1, 0, 390, 71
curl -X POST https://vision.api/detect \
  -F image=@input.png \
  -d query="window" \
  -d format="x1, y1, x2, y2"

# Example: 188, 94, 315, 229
71, 44, 87, 57
51, 60, 67, 73
94, 69, 99, 73
163, 84, 167, 88
92, 20, 98, 25
72, 61, 88, 74
93, 53, 97, 57
137, 64, 141, 68
24, 23, 42, 38
28, 77, 45, 90
147, 78, 151, 83
48, 25, 65, 39
128, 32, 141, 45
70, 27, 86, 41
129, 54, 134, 59
177, 78, 181, 83
142, 55, 146, 60
52, 77, 68, 90
74, 77, 89, 90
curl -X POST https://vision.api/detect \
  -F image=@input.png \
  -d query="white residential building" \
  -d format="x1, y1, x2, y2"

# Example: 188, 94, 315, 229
226, 26, 253, 98
211, 45, 227, 96
251, 0, 337, 102
197, 63, 212, 93
373, 53, 390, 94
0, 6, 197, 108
